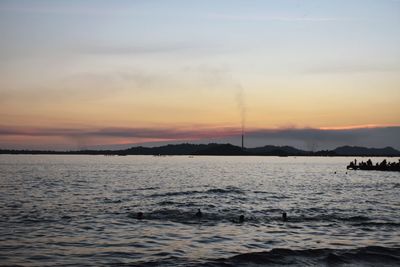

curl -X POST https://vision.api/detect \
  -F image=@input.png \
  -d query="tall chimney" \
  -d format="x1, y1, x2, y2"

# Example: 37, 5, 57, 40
241, 133, 244, 150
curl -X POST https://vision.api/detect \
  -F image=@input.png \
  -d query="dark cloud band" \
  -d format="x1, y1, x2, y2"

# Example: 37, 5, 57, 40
1, 125, 399, 150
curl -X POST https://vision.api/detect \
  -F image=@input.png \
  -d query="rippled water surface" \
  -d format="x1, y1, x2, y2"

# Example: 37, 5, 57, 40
0, 155, 399, 266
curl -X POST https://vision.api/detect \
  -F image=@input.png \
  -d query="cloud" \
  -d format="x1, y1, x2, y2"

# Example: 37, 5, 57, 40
305, 62, 400, 74
207, 13, 358, 22
79, 44, 195, 55
182, 65, 233, 89
0, 3, 136, 16
0, 70, 170, 103
242, 126, 400, 150
0, 125, 239, 140
1, 125, 399, 150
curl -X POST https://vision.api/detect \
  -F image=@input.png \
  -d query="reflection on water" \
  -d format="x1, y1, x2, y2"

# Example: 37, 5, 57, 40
0, 155, 399, 266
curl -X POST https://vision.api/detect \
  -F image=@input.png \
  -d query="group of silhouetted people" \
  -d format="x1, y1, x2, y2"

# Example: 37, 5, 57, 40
347, 159, 400, 172
135, 209, 289, 223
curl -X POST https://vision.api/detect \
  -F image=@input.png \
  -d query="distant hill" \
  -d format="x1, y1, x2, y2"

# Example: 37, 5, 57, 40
124, 143, 207, 155
247, 145, 307, 156
122, 143, 246, 155
195, 143, 246, 155
333, 146, 400, 156
1, 144, 400, 156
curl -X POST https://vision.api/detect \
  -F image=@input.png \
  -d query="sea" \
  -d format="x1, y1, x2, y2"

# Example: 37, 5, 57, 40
0, 155, 399, 266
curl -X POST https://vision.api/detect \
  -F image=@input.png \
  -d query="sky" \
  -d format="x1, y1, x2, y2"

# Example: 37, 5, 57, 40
0, 0, 399, 150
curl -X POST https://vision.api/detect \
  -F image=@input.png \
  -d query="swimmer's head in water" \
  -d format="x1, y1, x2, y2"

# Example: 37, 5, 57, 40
195, 209, 202, 218
282, 212, 287, 221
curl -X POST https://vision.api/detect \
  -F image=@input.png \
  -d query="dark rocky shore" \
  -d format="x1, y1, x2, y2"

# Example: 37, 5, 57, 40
347, 159, 400, 172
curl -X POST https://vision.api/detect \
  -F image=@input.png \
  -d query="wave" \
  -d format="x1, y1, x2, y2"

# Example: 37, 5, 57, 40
127, 209, 399, 228
113, 246, 400, 266
351, 221, 400, 227
148, 190, 202, 197
288, 214, 371, 223
214, 246, 400, 266
148, 186, 245, 198
206, 187, 244, 194
135, 187, 160, 191
128, 208, 252, 225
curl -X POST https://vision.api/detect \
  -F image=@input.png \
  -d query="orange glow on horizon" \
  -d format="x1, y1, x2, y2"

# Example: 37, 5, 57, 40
318, 124, 400, 130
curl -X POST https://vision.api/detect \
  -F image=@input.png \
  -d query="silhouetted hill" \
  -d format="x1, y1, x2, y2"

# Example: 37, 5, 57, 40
247, 145, 307, 156
1, 144, 399, 156
333, 146, 400, 156
195, 143, 246, 155
123, 143, 209, 155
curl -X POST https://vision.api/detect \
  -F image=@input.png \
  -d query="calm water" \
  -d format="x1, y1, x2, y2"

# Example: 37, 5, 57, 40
0, 155, 399, 266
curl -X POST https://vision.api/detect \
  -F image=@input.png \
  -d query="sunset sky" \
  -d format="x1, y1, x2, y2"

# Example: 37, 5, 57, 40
0, 0, 399, 150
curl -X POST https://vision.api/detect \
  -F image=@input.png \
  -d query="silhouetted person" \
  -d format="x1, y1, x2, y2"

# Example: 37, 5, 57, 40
239, 215, 245, 223
282, 212, 287, 222
195, 209, 202, 218
137, 212, 144, 220
380, 159, 387, 167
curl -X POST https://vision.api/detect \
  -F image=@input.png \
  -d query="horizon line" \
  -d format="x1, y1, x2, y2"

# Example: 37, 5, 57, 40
1, 124, 399, 151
